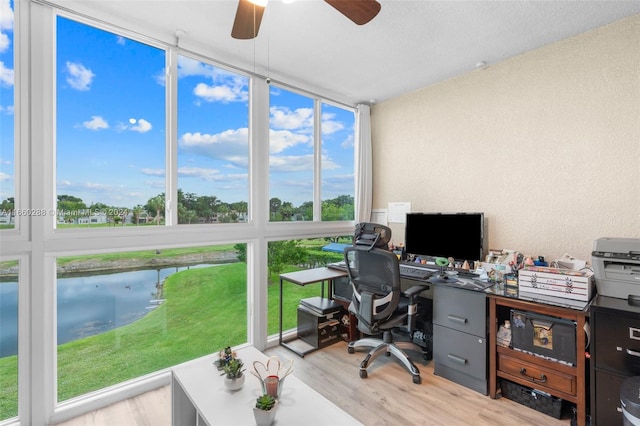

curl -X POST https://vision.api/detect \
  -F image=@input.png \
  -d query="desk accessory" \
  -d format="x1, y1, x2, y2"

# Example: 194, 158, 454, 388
253, 394, 278, 426
216, 345, 247, 391
221, 358, 246, 391
251, 356, 294, 399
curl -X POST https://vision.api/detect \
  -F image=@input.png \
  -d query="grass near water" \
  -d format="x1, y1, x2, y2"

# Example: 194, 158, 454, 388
0, 261, 321, 420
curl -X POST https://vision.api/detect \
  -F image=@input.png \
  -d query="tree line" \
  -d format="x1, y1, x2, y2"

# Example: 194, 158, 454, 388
0, 192, 354, 224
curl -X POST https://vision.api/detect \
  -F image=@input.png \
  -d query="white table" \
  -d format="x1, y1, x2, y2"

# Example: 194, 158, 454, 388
171, 344, 362, 425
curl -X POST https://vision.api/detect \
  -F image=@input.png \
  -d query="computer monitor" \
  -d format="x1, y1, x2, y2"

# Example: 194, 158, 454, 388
404, 212, 484, 262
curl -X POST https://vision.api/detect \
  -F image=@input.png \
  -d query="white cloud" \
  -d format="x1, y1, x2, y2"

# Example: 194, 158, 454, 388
154, 69, 166, 86
270, 106, 313, 130
0, 104, 14, 115
83, 182, 111, 191
0, 60, 14, 87
178, 58, 248, 103
193, 82, 247, 103
179, 129, 249, 165
178, 167, 221, 180
321, 112, 345, 135
269, 153, 339, 174
65, 61, 95, 91
340, 133, 354, 149
130, 118, 152, 133
178, 56, 216, 79
149, 181, 165, 190
269, 154, 314, 172
0, 171, 11, 181
320, 153, 339, 170
0, 32, 8, 53
82, 115, 109, 130
0, 0, 13, 32
269, 129, 309, 154
116, 36, 125, 45
57, 180, 111, 192
140, 168, 164, 177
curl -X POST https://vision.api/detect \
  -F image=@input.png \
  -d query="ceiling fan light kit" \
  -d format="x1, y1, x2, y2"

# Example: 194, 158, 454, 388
231, 0, 381, 39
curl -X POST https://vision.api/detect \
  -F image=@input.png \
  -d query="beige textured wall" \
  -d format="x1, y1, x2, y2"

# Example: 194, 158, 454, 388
371, 15, 640, 264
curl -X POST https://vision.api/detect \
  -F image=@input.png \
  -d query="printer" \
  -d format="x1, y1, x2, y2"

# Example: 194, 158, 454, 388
592, 237, 640, 300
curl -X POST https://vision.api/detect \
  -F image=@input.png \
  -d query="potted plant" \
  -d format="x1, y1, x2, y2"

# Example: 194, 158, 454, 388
221, 358, 245, 391
253, 394, 278, 426
214, 346, 237, 370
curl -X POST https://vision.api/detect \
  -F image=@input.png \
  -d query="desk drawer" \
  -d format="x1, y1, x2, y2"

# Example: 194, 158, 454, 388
594, 311, 640, 376
433, 324, 487, 380
433, 286, 486, 336
497, 352, 576, 396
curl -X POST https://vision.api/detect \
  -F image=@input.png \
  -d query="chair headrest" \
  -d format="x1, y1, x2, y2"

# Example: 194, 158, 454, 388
354, 222, 391, 250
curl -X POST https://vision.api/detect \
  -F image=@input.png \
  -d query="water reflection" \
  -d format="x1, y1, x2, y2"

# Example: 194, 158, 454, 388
0, 264, 215, 358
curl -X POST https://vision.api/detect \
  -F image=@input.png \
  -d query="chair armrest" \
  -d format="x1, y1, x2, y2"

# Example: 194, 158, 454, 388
403, 285, 429, 299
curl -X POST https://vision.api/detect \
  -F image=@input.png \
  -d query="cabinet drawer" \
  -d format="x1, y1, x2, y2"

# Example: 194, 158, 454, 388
433, 286, 486, 336
593, 369, 625, 426
497, 352, 576, 396
594, 311, 640, 376
433, 324, 487, 380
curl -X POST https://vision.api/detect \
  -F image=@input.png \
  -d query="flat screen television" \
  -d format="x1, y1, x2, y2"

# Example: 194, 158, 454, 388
404, 212, 484, 262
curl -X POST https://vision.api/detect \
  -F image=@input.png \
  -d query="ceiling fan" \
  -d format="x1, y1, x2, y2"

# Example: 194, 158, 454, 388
231, 0, 382, 40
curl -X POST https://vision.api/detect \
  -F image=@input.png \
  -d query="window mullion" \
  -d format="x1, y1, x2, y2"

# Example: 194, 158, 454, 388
166, 47, 178, 226
313, 98, 322, 221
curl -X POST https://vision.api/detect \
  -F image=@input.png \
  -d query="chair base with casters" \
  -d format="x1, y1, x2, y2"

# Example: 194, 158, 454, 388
347, 330, 427, 384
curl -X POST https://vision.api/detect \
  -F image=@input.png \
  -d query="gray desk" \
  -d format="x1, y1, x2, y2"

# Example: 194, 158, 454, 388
278, 267, 347, 357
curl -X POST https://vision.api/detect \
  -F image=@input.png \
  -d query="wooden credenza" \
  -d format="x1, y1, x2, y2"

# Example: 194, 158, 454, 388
488, 295, 588, 426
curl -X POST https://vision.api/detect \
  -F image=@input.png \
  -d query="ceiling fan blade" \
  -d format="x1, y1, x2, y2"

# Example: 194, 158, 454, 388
231, 0, 266, 40
324, 0, 381, 25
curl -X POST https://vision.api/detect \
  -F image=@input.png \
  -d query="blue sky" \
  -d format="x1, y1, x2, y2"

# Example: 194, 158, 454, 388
0, 0, 14, 204
0, 2, 354, 210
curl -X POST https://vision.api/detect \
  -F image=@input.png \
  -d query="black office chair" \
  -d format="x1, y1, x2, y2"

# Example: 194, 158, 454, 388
345, 223, 429, 384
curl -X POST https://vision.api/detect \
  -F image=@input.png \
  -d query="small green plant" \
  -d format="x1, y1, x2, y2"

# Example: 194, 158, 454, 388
214, 345, 237, 370
255, 394, 276, 411
220, 358, 245, 379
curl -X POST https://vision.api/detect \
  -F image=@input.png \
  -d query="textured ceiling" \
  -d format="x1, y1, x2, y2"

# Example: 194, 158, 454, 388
48, 0, 640, 105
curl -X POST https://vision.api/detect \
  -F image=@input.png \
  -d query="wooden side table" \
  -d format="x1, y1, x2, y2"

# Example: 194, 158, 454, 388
488, 295, 588, 426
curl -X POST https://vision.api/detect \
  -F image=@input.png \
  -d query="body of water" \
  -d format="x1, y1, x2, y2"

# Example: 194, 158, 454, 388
0, 264, 213, 358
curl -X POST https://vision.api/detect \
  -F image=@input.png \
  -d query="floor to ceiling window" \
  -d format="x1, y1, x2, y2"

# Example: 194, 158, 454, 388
0, 258, 19, 422
266, 238, 347, 337
320, 102, 355, 222
52, 15, 255, 405
0, 0, 15, 229
177, 55, 249, 224
6, 1, 358, 421
55, 16, 166, 229
0, 1, 19, 420
55, 245, 247, 403
269, 86, 315, 221
269, 87, 356, 222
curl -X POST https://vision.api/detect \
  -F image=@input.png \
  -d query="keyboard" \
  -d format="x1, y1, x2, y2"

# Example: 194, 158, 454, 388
451, 270, 480, 279
399, 264, 434, 280
332, 261, 434, 280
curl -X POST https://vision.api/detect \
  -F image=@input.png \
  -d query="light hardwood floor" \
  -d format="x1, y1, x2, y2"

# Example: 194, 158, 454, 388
57, 342, 573, 426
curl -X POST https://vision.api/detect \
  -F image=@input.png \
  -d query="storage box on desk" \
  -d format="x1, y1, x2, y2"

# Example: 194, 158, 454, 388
297, 297, 343, 349
510, 309, 577, 366
517, 266, 593, 303
500, 379, 564, 419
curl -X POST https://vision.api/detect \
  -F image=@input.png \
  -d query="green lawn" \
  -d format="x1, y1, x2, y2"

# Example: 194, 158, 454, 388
0, 261, 323, 420
56, 244, 237, 267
